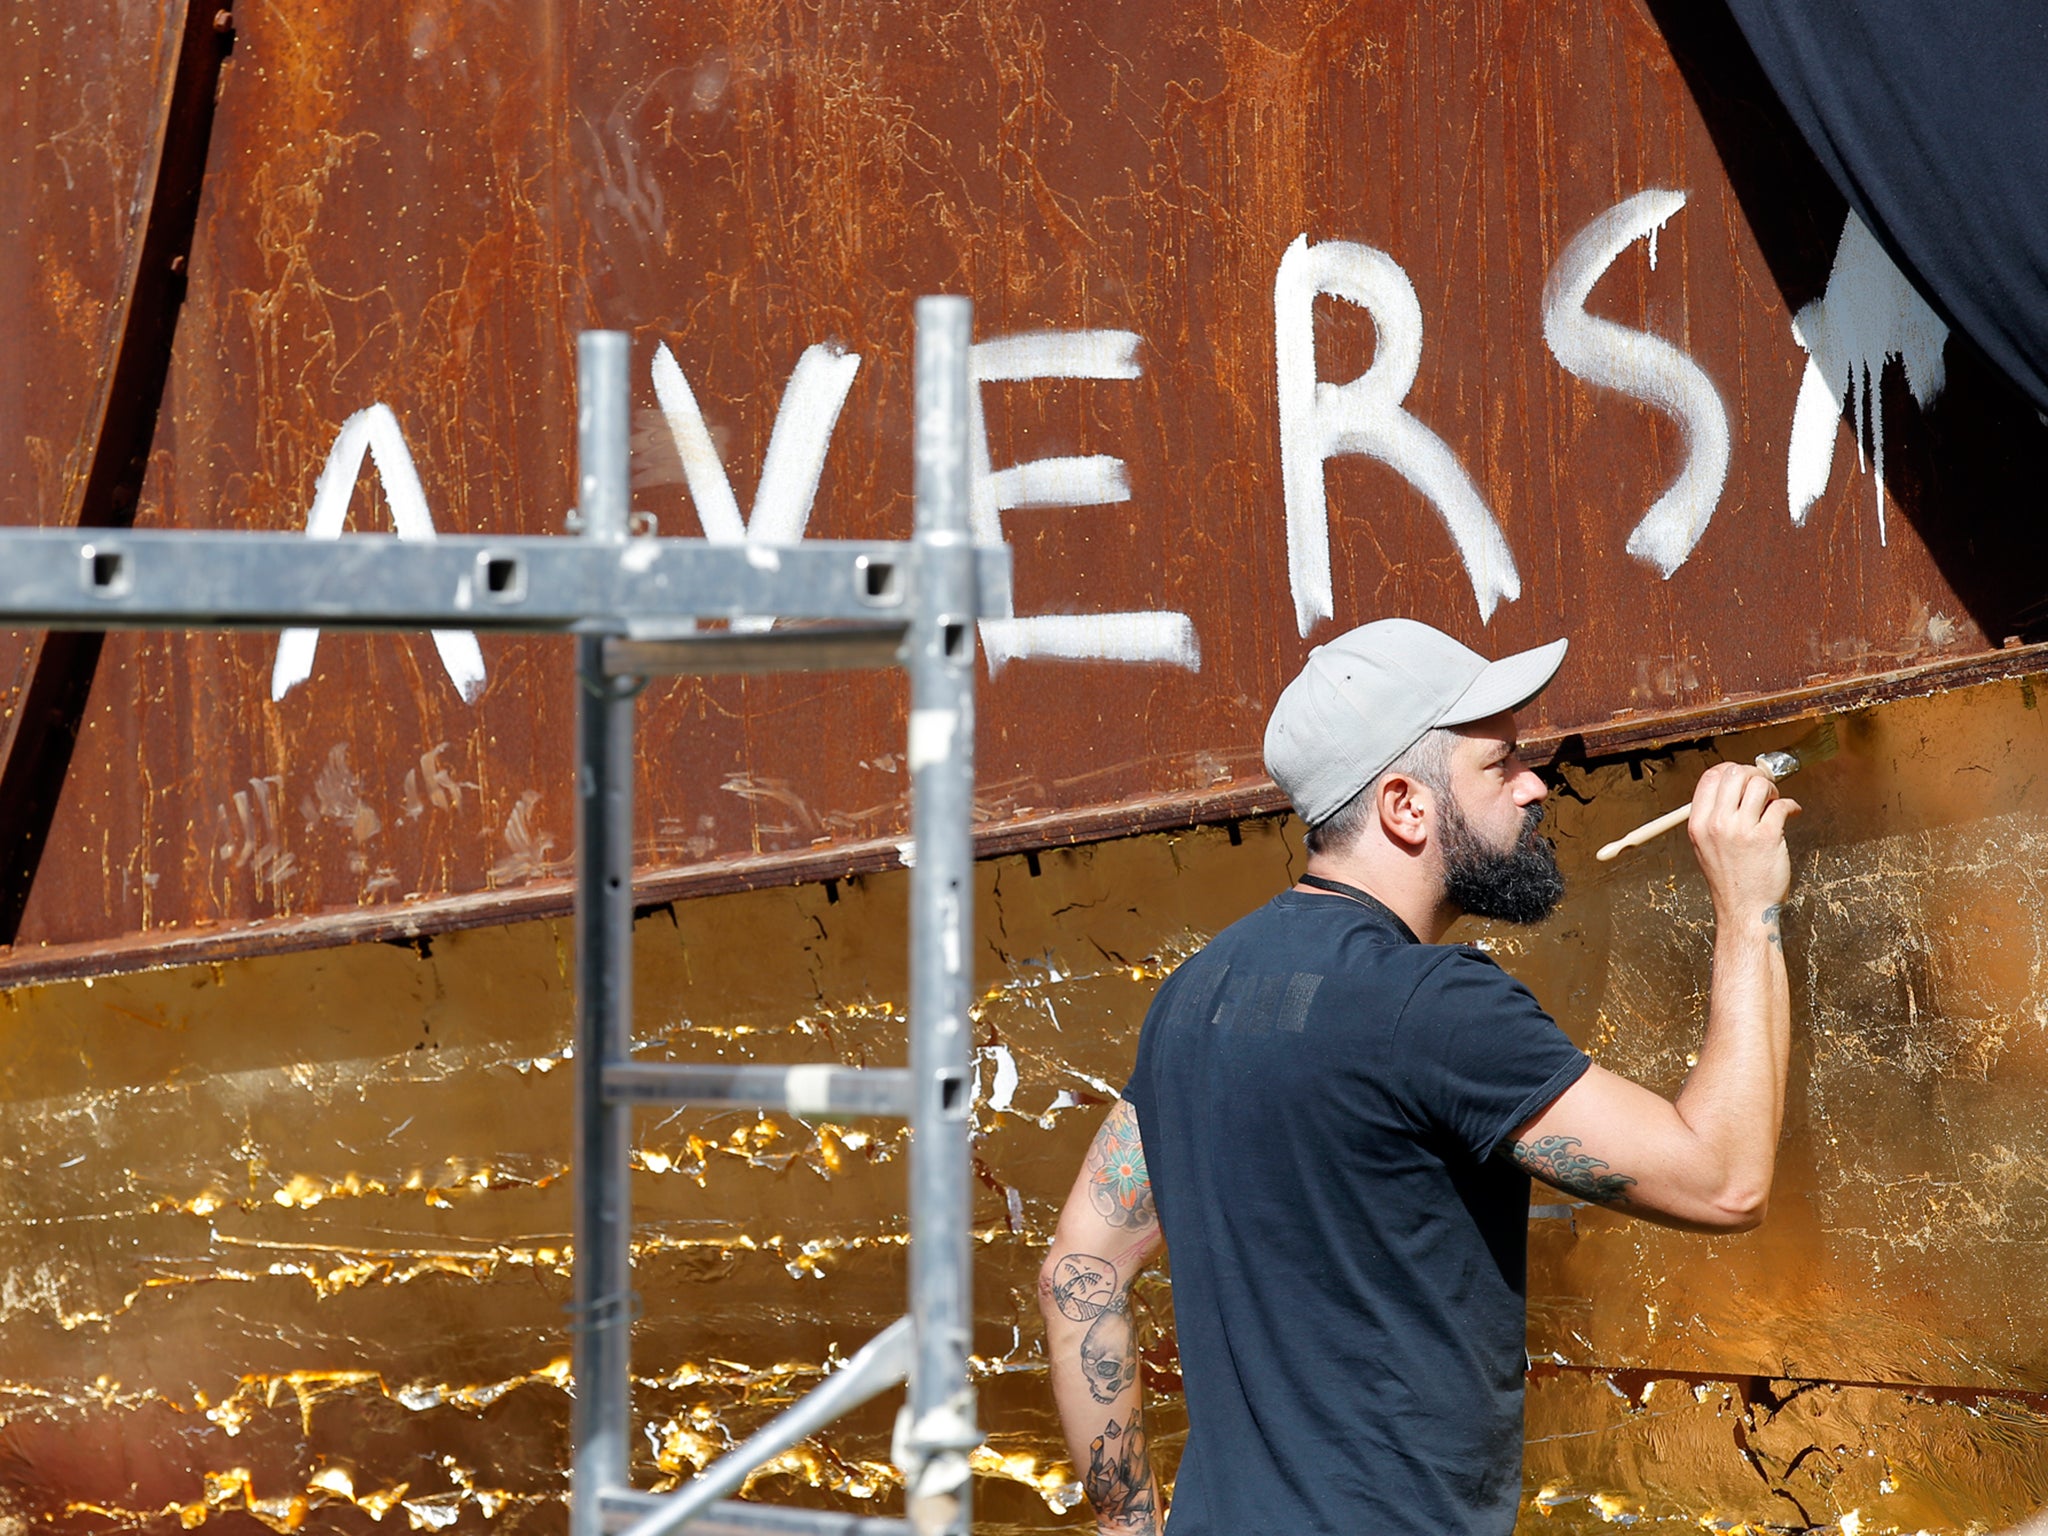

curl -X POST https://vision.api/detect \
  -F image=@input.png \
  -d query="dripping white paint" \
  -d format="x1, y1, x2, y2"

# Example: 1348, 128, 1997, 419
1787, 210, 1949, 546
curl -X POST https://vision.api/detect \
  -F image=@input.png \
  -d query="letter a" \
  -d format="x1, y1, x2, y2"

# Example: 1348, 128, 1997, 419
270, 404, 486, 703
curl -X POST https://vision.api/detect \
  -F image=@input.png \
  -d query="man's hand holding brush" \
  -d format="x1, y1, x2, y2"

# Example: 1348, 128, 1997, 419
1503, 756, 1802, 1233
1687, 762, 1801, 938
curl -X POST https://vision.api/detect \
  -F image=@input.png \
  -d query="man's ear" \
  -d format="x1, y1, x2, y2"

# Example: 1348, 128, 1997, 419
1375, 773, 1432, 851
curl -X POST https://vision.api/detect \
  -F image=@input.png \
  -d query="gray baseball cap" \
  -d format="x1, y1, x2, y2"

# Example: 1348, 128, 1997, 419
1263, 619, 1568, 825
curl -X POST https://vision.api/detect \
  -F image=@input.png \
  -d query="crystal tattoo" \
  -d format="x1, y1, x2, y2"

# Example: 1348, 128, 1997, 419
1084, 1408, 1159, 1534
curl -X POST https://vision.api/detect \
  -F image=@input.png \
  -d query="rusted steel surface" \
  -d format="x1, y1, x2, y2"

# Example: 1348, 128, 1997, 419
0, 3, 176, 529
5, 0, 2047, 967
0, 1, 234, 944
1, 2, 194, 873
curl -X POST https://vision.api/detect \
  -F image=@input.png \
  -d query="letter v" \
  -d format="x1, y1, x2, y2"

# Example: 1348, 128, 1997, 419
651, 340, 861, 633
270, 403, 487, 703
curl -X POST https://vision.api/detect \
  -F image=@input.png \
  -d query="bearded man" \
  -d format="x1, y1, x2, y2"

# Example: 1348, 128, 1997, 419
1038, 618, 1798, 1536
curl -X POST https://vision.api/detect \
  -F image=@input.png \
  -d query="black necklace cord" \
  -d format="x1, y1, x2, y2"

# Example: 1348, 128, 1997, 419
1296, 873, 1420, 945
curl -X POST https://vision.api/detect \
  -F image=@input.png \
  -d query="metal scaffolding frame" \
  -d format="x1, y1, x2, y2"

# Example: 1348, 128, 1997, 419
0, 299, 1003, 1536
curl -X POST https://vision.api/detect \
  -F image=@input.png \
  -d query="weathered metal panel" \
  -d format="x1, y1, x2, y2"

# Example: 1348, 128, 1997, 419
0, 0, 232, 946
7, 0, 2048, 969
0, 0, 179, 822
0, 3, 174, 528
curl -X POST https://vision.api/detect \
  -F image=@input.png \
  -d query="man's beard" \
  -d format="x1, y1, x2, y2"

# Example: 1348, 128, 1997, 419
1437, 792, 1566, 925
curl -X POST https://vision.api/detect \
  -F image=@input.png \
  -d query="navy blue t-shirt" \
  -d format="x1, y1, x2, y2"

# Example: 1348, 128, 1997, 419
1122, 888, 1589, 1536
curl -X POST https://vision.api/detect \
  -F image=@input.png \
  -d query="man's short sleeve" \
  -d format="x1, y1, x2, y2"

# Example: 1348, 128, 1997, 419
1393, 948, 1590, 1162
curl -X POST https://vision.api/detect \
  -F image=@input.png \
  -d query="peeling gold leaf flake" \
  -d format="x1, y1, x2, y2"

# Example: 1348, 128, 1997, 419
307, 1467, 354, 1498
1588, 1491, 1633, 1522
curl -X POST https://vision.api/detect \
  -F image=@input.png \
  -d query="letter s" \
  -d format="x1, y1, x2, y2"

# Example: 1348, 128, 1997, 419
1542, 190, 1731, 578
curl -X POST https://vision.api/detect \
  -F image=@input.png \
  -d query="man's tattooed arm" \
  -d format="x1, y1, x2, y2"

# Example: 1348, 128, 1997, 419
1504, 1134, 1638, 1206
1041, 1102, 1165, 1534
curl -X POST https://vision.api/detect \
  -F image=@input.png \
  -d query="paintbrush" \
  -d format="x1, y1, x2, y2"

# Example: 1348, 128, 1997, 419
1594, 718, 1838, 862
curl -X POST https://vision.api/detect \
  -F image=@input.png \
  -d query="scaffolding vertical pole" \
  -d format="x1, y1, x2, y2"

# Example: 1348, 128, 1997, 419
572, 330, 637, 1536
899, 296, 981, 1536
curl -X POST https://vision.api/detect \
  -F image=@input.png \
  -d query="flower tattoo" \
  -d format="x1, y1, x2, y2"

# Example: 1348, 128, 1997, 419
1086, 1102, 1157, 1230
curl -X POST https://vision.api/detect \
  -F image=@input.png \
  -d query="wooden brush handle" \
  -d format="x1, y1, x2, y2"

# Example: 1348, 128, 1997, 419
1595, 803, 1691, 862
1596, 748, 1810, 863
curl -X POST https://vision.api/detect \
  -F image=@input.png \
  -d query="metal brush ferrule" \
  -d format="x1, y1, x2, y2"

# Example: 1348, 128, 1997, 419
1754, 749, 1800, 779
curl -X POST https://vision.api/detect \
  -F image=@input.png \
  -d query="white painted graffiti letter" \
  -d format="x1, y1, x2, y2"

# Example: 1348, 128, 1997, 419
969, 329, 1200, 672
1542, 189, 1731, 578
1786, 210, 1948, 546
1274, 234, 1520, 635
651, 339, 862, 631
270, 404, 487, 703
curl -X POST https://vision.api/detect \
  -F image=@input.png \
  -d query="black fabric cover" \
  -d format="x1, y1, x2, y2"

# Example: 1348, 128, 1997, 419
1723, 0, 2048, 414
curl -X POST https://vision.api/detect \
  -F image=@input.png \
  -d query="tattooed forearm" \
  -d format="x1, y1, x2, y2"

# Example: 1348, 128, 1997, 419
1085, 1407, 1159, 1535
1086, 1102, 1157, 1230
1762, 902, 1784, 950
1048, 1252, 1119, 1322
1079, 1298, 1139, 1403
1047, 1106, 1163, 1530
1506, 1135, 1637, 1206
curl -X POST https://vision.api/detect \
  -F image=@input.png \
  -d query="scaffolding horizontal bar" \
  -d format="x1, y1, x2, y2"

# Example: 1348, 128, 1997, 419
0, 529, 1011, 633
604, 625, 908, 676
597, 1492, 910, 1536
602, 1063, 913, 1118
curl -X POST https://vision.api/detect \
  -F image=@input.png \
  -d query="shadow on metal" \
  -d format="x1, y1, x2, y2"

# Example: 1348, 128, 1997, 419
1644, 0, 2048, 649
